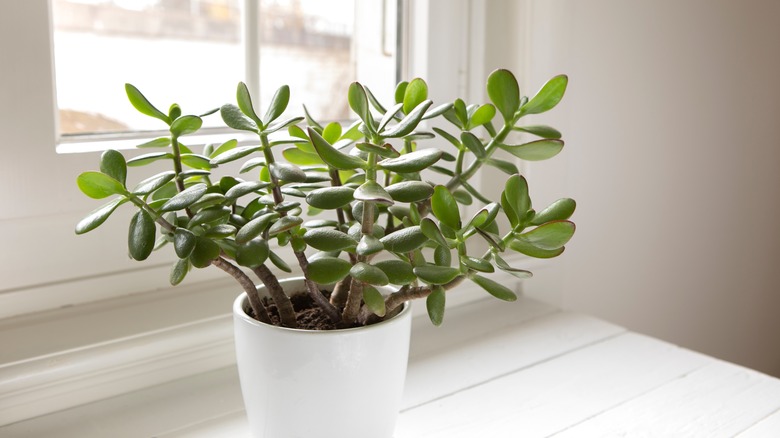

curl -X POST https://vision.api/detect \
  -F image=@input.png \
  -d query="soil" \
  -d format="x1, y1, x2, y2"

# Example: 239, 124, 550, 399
252, 290, 360, 330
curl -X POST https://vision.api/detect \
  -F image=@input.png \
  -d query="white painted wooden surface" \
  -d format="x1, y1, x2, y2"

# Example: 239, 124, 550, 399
2, 296, 779, 437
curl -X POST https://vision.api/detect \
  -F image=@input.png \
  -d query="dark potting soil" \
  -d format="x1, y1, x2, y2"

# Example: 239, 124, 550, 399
252, 290, 361, 330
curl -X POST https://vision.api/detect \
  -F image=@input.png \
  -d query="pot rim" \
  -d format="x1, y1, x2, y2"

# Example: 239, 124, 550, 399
232, 279, 411, 334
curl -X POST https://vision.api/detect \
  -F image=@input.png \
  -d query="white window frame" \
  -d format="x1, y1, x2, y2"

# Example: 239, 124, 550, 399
0, 0, 550, 426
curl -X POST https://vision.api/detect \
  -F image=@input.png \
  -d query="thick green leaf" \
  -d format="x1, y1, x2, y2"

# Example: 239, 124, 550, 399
100, 150, 127, 186
236, 82, 262, 126
414, 265, 460, 285
379, 226, 427, 253
494, 254, 533, 279
513, 125, 562, 139
190, 238, 220, 268
503, 175, 530, 225
394, 81, 408, 104
421, 103, 454, 121
189, 206, 230, 227
381, 100, 433, 138
268, 215, 303, 236
210, 145, 263, 166
174, 228, 197, 258
307, 256, 351, 284
170, 115, 202, 138
532, 198, 576, 225
170, 258, 189, 285
77, 171, 127, 199
125, 83, 169, 124
453, 188, 475, 205
305, 186, 354, 209
270, 162, 307, 183
75, 197, 127, 234
237, 239, 270, 267
168, 104, 181, 120
377, 148, 442, 173
220, 104, 259, 132
385, 181, 434, 203
180, 153, 211, 170
520, 74, 568, 116
348, 82, 370, 123
350, 262, 389, 286
460, 132, 486, 158
283, 147, 322, 166
209, 139, 238, 158
471, 274, 517, 301
363, 286, 386, 317
508, 238, 566, 259
500, 139, 564, 161
160, 183, 208, 212
515, 220, 575, 250
453, 99, 468, 126
202, 224, 236, 238
263, 85, 291, 126
420, 218, 449, 248
426, 286, 446, 326
431, 185, 461, 230
403, 78, 428, 115
485, 158, 519, 175
128, 209, 156, 261
501, 191, 519, 228
354, 181, 393, 206
468, 104, 496, 129
322, 122, 343, 144
378, 103, 404, 133
126, 152, 172, 167
308, 128, 366, 170
461, 256, 494, 273
268, 250, 292, 273
374, 259, 415, 285
136, 137, 171, 148
486, 69, 520, 122
433, 246, 452, 266
357, 234, 383, 256
356, 142, 400, 159
303, 228, 357, 251
225, 181, 269, 200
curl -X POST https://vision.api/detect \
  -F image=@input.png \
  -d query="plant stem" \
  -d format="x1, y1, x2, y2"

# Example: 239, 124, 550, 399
294, 250, 342, 323
342, 151, 379, 324
128, 195, 175, 233
260, 132, 340, 322
212, 257, 271, 324
384, 275, 468, 313
329, 276, 352, 307
253, 264, 298, 328
170, 136, 187, 193
444, 123, 514, 192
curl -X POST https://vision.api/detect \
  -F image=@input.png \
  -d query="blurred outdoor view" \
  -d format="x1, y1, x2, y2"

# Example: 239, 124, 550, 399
52, 0, 396, 136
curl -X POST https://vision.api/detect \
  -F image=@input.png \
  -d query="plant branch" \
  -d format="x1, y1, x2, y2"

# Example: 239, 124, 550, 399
294, 250, 342, 323
213, 257, 271, 324
253, 264, 297, 328
384, 275, 468, 313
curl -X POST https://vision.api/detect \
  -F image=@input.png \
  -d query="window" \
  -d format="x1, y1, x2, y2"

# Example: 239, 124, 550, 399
1, 0, 492, 425
52, 0, 399, 141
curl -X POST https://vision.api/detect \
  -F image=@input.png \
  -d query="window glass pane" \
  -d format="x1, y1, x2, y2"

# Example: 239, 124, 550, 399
52, 0, 398, 137
52, 0, 244, 135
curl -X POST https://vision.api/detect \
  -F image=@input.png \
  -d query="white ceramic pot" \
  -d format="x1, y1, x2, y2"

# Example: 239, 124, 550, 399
233, 277, 412, 438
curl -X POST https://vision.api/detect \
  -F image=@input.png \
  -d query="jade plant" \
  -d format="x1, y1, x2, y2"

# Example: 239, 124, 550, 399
75, 69, 575, 328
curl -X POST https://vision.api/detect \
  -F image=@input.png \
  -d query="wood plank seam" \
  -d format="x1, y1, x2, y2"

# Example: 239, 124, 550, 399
401, 329, 628, 413
545, 362, 710, 437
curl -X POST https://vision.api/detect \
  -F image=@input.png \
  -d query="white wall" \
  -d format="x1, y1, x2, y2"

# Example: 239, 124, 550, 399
484, 0, 780, 376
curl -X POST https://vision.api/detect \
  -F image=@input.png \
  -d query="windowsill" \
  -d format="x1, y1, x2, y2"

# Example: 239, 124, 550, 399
0, 254, 551, 427
4, 293, 780, 437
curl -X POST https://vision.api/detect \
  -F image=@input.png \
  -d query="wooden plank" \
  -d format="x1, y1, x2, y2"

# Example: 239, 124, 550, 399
553, 361, 780, 438
403, 310, 624, 410
737, 408, 780, 437
396, 333, 710, 438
